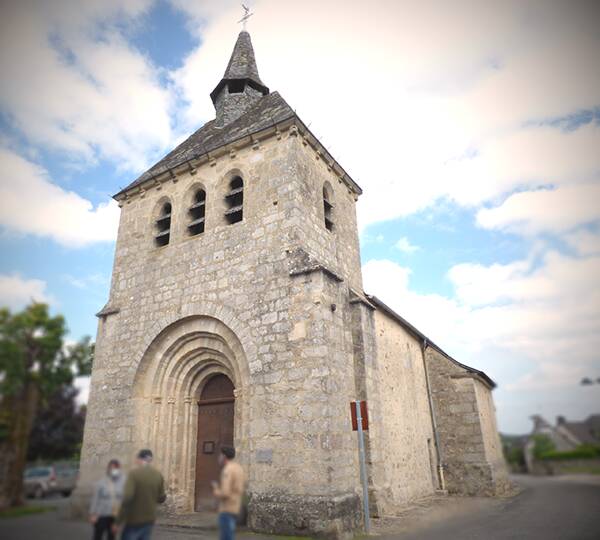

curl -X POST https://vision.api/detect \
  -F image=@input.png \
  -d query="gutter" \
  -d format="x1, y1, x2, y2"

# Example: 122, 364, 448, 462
420, 337, 446, 491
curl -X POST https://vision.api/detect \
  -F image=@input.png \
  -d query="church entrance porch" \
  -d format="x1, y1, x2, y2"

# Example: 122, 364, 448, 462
195, 374, 235, 511
130, 315, 250, 514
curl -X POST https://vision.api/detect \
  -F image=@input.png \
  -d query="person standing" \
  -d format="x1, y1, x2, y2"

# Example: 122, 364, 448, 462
89, 459, 125, 540
212, 446, 245, 540
114, 449, 166, 540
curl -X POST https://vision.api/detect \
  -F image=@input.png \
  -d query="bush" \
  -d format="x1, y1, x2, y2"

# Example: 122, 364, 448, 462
540, 444, 600, 461
532, 434, 555, 459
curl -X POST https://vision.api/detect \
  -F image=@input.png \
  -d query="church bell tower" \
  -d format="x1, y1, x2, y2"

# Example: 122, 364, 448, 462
77, 28, 369, 539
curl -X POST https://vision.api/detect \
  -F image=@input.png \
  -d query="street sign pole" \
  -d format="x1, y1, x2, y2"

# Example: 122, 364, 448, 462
355, 400, 370, 533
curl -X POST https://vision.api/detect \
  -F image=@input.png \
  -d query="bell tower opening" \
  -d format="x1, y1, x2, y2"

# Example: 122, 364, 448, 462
194, 374, 235, 511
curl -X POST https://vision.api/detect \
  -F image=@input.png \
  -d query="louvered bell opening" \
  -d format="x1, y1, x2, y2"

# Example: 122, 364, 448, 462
189, 190, 206, 236
225, 177, 243, 224
155, 203, 172, 247
324, 198, 334, 232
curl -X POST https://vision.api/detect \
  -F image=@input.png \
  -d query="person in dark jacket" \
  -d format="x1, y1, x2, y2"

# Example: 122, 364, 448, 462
89, 459, 125, 540
113, 449, 166, 540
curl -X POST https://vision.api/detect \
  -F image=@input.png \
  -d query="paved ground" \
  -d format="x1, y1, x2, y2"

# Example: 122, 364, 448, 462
1, 475, 599, 539
376, 475, 600, 540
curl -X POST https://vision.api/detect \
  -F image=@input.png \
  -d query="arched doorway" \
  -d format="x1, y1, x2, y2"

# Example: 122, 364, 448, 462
131, 314, 250, 513
195, 374, 235, 511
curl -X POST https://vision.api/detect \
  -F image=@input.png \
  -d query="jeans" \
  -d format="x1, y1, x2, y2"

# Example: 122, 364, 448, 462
121, 523, 154, 540
218, 512, 237, 540
93, 516, 115, 540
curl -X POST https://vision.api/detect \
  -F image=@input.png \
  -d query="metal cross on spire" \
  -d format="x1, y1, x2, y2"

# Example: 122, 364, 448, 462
238, 4, 253, 30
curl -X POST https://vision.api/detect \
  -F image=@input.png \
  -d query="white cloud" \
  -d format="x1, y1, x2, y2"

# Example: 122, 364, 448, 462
564, 229, 600, 257
476, 183, 600, 235
75, 375, 91, 405
395, 236, 420, 254
0, 273, 53, 310
169, 0, 600, 231
0, 148, 120, 247
63, 273, 109, 290
0, 0, 173, 171
363, 253, 600, 391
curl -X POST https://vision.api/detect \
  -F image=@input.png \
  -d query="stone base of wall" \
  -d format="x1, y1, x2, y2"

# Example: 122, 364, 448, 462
247, 491, 362, 539
445, 461, 511, 497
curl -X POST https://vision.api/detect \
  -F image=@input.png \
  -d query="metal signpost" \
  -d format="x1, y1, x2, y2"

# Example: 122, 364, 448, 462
353, 400, 370, 533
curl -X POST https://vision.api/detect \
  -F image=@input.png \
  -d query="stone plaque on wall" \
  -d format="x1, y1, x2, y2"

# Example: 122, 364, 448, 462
256, 448, 273, 464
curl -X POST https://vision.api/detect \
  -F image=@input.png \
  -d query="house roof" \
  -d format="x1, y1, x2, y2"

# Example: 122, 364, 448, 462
366, 294, 497, 389
563, 415, 600, 445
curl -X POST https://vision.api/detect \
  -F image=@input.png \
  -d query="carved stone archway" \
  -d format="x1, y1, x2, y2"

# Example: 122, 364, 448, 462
132, 315, 249, 512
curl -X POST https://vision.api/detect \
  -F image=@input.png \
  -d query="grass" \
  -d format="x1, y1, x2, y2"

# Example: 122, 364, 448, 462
0, 504, 54, 519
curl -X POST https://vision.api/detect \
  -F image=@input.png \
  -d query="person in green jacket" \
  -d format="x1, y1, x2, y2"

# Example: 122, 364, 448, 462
113, 449, 166, 540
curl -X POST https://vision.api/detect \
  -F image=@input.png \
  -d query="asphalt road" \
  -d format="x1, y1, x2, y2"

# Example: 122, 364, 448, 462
1, 475, 598, 540
382, 475, 600, 540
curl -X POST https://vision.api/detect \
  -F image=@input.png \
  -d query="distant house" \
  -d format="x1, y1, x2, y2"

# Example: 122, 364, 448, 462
556, 415, 600, 446
525, 414, 600, 471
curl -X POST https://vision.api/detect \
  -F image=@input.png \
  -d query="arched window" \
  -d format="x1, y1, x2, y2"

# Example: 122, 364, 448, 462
155, 202, 172, 247
323, 184, 334, 231
224, 176, 243, 224
188, 188, 206, 236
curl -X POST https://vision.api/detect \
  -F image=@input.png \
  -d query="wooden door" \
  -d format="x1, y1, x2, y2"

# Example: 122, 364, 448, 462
194, 375, 234, 511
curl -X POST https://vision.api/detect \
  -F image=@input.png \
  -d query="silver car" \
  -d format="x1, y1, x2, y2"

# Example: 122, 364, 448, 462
23, 465, 78, 498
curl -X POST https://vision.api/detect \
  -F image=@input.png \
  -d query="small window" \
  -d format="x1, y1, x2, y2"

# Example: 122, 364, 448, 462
323, 185, 334, 231
155, 202, 171, 247
225, 176, 243, 224
188, 189, 206, 236
228, 81, 245, 94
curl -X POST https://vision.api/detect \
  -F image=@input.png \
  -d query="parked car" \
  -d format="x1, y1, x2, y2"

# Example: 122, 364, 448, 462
23, 465, 78, 498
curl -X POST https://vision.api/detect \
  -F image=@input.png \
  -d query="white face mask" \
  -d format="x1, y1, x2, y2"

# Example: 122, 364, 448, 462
109, 468, 121, 479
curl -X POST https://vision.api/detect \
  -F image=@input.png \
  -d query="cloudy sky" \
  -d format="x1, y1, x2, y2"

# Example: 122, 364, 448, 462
1, 0, 599, 433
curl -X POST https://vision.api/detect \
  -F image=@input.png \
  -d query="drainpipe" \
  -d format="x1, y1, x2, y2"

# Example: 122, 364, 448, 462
420, 338, 446, 491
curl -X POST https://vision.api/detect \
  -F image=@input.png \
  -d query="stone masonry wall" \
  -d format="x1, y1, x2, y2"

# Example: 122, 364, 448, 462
425, 348, 509, 496
75, 125, 366, 538
370, 310, 437, 513
472, 378, 511, 492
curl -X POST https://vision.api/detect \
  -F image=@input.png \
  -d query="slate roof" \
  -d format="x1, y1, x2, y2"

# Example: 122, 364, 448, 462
564, 415, 600, 445
116, 91, 295, 197
210, 31, 268, 103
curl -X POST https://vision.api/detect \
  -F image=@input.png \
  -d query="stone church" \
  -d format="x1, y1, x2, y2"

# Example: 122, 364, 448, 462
75, 31, 509, 537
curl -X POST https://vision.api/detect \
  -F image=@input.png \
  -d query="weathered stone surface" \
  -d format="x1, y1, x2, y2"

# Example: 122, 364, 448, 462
248, 491, 362, 539
425, 348, 511, 496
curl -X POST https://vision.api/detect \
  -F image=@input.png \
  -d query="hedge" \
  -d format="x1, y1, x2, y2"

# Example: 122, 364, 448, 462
540, 444, 600, 461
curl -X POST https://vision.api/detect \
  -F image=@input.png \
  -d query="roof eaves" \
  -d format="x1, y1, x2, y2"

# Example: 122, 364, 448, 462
292, 116, 362, 196
113, 96, 363, 201
366, 294, 497, 389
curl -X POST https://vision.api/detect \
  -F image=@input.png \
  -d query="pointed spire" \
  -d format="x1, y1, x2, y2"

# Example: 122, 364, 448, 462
223, 31, 266, 87
211, 31, 269, 126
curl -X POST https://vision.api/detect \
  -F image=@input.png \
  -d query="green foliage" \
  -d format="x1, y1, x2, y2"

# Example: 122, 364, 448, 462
0, 302, 93, 509
505, 445, 526, 466
540, 444, 600, 461
532, 434, 555, 459
0, 303, 92, 401
27, 385, 86, 462
0, 505, 54, 519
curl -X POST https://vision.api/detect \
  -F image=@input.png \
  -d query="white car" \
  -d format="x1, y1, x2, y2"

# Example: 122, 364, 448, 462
23, 465, 78, 498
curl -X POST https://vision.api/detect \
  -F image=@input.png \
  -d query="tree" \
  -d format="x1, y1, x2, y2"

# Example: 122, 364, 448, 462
27, 385, 86, 462
0, 303, 92, 509
532, 434, 556, 459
